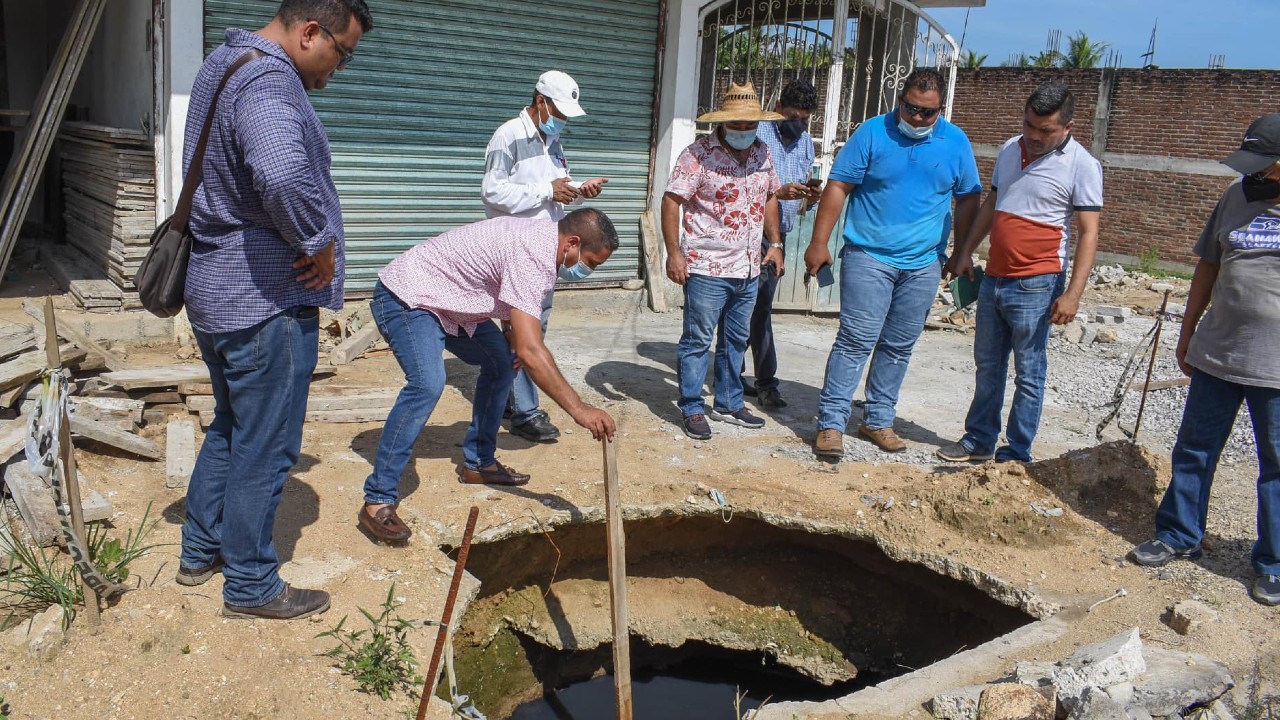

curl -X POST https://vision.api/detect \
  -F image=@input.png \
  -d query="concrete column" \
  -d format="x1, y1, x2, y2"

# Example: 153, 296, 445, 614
1090, 68, 1115, 159
156, 0, 202, 219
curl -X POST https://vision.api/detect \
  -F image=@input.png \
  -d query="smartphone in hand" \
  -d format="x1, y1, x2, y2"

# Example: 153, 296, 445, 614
805, 263, 835, 288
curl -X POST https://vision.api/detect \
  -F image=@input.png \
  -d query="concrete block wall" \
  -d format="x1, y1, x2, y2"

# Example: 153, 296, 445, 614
951, 67, 1280, 269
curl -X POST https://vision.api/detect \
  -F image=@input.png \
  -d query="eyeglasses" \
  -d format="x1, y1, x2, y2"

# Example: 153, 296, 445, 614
900, 100, 942, 120
315, 22, 355, 69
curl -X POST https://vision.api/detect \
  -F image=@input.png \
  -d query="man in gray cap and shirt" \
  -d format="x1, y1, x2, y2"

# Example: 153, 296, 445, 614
1129, 113, 1280, 607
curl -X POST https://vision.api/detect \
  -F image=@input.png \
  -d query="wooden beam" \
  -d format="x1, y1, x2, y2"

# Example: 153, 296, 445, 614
0, 344, 86, 392
329, 323, 381, 365
68, 415, 162, 459
639, 210, 667, 313
165, 420, 195, 489
22, 299, 128, 371
601, 438, 633, 720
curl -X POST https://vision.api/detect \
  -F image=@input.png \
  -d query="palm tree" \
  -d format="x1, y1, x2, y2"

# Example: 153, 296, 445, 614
961, 50, 988, 68
1062, 31, 1109, 68
1031, 50, 1061, 68
1001, 52, 1032, 68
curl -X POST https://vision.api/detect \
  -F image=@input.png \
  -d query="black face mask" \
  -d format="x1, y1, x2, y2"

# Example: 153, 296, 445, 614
778, 118, 807, 142
1243, 173, 1280, 203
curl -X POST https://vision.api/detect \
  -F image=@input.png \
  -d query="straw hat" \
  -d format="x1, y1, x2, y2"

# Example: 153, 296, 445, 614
697, 82, 785, 123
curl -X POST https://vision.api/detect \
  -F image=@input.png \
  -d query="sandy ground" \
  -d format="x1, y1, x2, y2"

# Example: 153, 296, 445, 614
1, 271, 1278, 719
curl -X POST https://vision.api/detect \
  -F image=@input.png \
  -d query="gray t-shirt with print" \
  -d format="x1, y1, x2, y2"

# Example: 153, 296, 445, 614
1187, 180, 1280, 389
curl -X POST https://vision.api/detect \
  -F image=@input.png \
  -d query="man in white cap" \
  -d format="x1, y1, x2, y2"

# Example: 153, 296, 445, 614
663, 82, 783, 441
482, 71, 607, 443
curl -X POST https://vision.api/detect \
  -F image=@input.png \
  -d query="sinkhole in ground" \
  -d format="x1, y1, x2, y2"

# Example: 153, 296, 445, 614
447, 512, 1037, 719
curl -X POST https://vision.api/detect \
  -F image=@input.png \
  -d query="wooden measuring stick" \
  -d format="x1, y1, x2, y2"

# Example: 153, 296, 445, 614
43, 297, 99, 624
602, 438, 633, 720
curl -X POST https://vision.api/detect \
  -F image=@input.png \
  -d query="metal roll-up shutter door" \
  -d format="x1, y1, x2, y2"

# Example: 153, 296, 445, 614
203, 0, 659, 292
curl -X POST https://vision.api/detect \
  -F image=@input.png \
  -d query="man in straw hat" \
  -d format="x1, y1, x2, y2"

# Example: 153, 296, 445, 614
1129, 113, 1280, 607
663, 82, 784, 441
803, 67, 981, 460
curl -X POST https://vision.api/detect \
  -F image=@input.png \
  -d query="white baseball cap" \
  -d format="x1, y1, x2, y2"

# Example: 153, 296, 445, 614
535, 70, 585, 118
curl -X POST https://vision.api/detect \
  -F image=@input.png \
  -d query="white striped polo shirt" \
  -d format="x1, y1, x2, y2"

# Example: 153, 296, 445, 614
987, 134, 1103, 277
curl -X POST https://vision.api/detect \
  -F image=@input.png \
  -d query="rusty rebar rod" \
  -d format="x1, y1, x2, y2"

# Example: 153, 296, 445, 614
1133, 290, 1172, 443
416, 505, 479, 720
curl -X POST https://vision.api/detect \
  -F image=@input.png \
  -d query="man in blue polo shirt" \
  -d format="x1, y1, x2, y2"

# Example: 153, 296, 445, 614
804, 68, 981, 459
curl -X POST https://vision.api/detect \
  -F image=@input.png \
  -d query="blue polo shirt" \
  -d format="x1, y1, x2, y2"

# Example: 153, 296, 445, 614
830, 112, 981, 269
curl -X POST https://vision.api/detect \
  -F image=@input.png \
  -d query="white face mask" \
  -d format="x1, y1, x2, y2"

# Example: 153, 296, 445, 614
897, 115, 935, 140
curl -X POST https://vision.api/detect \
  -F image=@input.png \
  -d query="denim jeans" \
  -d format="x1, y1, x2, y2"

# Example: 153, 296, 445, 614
1155, 369, 1280, 576
959, 272, 1065, 462
181, 306, 318, 607
742, 235, 784, 392
817, 246, 941, 432
507, 290, 554, 425
364, 282, 514, 505
677, 273, 759, 417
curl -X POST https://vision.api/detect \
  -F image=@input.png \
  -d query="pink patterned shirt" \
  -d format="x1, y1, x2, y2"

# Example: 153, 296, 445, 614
379, 217, 558, 336
665, 133, 781, 279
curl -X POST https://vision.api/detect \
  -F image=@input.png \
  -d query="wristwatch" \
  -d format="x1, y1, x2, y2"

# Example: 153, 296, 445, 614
767, 242, 784, 250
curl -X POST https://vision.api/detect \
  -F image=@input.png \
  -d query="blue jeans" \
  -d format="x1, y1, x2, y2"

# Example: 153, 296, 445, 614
364, 282, 515, 505
1155, 369, 1280, 576
508, 290, 554, 425
818, 246, 940, 431
181, 306, 318, 607
677, 273, 759, 417
959, 272, 1065, 462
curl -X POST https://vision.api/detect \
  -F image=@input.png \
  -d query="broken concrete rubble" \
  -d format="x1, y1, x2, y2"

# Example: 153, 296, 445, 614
930, 628, 1234, 720
977, 682, 1053, 720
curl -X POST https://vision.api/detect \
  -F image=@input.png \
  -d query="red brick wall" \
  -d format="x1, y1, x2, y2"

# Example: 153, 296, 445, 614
952, 69, 1100, 148
951, 67, 1280, 268
1107, 70, 1280, 160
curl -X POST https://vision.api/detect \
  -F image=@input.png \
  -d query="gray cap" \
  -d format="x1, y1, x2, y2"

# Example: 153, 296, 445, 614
1223, 113, 1280, 175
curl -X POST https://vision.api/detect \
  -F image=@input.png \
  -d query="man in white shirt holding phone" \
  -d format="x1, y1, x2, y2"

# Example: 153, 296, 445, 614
482, 70, 606, 443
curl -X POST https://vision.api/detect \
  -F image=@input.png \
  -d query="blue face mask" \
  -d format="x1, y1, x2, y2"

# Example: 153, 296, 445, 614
722, 128, 757, 150
558, 245, 593, 281
897, 114, 935, 140
537, 101, 567, 139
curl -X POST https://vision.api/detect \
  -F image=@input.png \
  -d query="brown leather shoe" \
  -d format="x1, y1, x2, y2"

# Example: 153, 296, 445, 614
814, 429, 844, 458
222, 584, 330, 620
458, 461, 530, 486
359, 503, 412, 543
859, 424, 906, 452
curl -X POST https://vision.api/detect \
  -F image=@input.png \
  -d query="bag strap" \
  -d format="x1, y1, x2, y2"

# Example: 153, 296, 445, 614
170, 49, 267, 232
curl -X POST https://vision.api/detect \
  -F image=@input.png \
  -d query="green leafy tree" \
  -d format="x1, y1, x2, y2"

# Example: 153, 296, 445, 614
1031, 50, 1062, 68
961, 50, 988, 68
1063, 31, 1109, 68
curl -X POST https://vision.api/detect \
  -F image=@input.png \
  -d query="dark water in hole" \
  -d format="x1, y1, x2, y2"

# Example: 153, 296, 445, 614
509, 675, 764, 719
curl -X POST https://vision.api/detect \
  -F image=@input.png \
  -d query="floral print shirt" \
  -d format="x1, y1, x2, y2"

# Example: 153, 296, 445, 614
665, 133, 781, 279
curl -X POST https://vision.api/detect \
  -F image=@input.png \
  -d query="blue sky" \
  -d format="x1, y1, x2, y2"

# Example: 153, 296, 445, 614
927, 0, 1272, 69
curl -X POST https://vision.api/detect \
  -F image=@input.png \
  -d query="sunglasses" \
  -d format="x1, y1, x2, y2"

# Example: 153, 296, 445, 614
315, 22, 355, 69
900, 100, 942, 120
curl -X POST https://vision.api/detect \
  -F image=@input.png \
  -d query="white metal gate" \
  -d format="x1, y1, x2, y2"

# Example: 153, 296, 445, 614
697, 0, 959, 311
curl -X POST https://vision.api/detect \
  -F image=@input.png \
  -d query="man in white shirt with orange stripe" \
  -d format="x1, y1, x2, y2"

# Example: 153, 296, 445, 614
939, 81, 1103, 463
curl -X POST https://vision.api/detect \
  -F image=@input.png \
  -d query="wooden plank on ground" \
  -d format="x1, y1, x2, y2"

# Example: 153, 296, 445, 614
70, 396, 143, 428
68, 415, 161, 459
305, 408, 391, 424
165, 419, 195, 489
329, 323, 381, 365
178, 383, 213, 396
185, 395, 214, 413
4, 462, 60, 546
0, 344, 86, 392
0, 418, 26, 462
22, 298, 128, 371
129, 390, 181, 404
0, 324, 36, 361
101, 364, 209, 391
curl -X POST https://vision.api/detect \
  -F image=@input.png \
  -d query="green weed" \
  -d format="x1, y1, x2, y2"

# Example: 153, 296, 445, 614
1, 503, 162, 627
317, 583, 423, 701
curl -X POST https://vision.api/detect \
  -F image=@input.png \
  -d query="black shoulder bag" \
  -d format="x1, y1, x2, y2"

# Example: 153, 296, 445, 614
136, 50, 264, 318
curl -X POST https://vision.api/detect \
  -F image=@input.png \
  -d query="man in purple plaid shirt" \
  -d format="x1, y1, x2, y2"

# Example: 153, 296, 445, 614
176, 0, 371, 621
